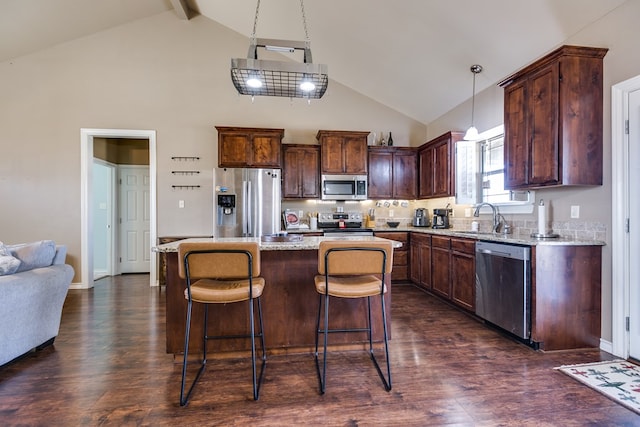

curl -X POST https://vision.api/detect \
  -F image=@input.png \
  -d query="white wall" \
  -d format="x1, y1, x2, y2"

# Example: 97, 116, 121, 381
0, 11, 425, 281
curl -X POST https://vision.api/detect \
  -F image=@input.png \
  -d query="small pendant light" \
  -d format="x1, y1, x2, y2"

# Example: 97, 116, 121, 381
463, 64, 483, 141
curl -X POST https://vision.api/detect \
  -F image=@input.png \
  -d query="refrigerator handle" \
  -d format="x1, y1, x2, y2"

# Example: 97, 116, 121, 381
242, 180, 248, 235
246, 180, 252, 236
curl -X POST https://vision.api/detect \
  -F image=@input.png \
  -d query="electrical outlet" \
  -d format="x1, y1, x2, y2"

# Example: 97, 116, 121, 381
388, 210, 394, 218
464, 208, 471, 217
570, 205, 580, 219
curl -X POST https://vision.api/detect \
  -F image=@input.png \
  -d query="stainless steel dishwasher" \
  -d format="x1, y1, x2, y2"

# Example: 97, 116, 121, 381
475, 241, 531, 340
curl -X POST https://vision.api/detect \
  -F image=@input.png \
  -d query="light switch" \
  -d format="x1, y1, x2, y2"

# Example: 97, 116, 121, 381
179, 200, 185, 208
570, 205, 580, 219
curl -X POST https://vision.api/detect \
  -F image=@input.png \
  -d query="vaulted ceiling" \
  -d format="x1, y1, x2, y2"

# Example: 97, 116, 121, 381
0, 0, 627, 125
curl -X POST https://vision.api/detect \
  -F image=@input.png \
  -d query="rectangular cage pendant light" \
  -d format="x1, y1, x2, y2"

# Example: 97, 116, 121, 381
231, 38, 328, 99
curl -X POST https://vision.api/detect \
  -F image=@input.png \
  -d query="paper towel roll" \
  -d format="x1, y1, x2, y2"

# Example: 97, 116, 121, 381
538, 201, 546, 235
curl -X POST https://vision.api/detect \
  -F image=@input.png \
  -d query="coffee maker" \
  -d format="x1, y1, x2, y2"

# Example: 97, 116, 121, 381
432, 208, 450, 229
412, 208, 429, 227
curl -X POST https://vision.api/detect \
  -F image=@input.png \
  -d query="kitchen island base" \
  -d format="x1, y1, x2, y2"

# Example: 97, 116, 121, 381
164, 249, 391, 356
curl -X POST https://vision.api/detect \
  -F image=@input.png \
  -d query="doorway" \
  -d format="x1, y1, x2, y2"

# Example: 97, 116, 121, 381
81, 128, 157, 289
612, 75, 640, 359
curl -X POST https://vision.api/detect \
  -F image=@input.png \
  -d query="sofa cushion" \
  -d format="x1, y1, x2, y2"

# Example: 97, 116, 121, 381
0, 242, 21, 276
0, 255, 20, 275
7, 240, 56, 273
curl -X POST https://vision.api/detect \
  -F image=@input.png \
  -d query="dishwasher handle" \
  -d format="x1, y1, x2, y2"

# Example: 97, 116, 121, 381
477, 248, 513, 258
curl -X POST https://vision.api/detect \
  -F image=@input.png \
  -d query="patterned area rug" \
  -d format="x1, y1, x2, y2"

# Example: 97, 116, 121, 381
555, 360, 640, 414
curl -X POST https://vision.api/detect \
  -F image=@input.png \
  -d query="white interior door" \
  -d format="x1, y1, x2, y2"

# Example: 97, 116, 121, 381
93, 160, 115, 278
119, 165, 150, 273
629, 88, 640, 360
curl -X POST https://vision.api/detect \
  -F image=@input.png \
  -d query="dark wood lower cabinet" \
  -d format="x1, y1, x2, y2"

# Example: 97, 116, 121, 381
409, 233, 431, 290
374, 231, 408, 281
409, 231, 603, 351
531, 245, 601, 351
450, 237, 475, 312
430, 236, 451, 299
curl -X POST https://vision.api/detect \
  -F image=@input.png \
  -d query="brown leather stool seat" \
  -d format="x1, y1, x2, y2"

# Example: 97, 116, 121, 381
177, 241, 266, 406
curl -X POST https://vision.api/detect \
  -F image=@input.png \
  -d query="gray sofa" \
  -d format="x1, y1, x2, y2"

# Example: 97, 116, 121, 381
0, 241, 73, 366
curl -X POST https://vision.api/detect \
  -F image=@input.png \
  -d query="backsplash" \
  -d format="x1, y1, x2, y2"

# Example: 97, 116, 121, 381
281, 198, 606, 241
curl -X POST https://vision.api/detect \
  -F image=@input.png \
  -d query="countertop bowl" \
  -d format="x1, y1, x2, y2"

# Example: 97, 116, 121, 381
386, 221, 400, 228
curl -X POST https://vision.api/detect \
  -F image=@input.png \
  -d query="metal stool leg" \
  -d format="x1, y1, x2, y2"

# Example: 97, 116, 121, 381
180, 300, 208, 406
368, 294, 392, 391
314, 293, 329, 394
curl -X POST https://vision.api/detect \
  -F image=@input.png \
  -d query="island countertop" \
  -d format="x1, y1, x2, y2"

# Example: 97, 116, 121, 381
153, 235, 403, 253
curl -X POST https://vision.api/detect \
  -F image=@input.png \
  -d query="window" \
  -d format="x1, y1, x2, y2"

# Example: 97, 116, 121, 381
456, 125, 534, 213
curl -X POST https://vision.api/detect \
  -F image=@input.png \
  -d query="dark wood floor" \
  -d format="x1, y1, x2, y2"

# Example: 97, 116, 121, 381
1, 275, 639, 426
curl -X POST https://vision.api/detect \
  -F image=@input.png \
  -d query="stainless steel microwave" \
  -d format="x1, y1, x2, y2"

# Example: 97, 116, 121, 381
321, 174, 367, 200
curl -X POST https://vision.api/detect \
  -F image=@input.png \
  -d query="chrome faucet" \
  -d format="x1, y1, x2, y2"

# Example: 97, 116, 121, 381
473, 203, 501, 233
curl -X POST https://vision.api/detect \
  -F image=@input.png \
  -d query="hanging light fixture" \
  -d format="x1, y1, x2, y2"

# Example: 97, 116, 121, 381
463, 64, 483, 141
230, 0, 328, 99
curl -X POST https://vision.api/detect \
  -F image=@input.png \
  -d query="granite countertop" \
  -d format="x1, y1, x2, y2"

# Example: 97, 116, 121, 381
369, 225, 605, 246
153, 236, 404, 253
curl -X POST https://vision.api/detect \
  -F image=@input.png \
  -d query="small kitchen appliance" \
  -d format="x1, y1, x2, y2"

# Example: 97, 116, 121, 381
412, 208, 429, 227
432, 208, 450, 229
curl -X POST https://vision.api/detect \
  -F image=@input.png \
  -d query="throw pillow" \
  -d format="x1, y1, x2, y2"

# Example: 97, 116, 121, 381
8, 240, 56, 273
0, 254, 21, 275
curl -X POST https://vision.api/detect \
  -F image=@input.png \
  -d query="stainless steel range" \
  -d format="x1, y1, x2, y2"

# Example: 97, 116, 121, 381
318, 212, 373, 236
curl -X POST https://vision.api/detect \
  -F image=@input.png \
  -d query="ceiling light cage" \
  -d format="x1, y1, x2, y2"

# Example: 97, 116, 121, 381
231, 38, 328, 99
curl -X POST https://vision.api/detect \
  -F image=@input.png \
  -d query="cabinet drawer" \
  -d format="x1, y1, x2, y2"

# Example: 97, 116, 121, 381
375, 231, 408, 247
451, 237, 475, 254
410, 232, 431, 245
431, 235, 451, 249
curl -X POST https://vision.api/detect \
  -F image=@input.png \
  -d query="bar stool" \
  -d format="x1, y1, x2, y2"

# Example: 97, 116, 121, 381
314, 240, 393, 394
177, 241, 266, 406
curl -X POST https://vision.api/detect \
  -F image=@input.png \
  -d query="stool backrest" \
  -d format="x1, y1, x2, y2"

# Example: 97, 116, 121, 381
317, 240, 393, 276
177, 242, 261, 280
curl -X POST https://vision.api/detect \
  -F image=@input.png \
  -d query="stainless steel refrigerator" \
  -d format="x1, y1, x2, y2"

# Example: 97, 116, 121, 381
214, 168, 282, 238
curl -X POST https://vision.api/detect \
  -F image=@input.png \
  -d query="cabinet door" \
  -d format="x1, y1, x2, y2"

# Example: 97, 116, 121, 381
282, 145, 319, 198
528, 63, 559, 186
251, 132, 282, 167
320, 137, 344, 173
368, 150, 393, 199
410, 234, 431, 290
300, 147, 320, 198
219, 133, 250, 167
432, 139, 451, 197
431, 236, 451, 298
409, 241, 421, 284
418, 147, 433, 198
504, 80, 529, 188
451, 251, 475, 311
343, 137, 367, 174
393, 150, 417, 199
420, 243, 431, 290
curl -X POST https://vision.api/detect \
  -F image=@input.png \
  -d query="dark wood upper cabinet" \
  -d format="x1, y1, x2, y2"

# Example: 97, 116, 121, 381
499, 45, 608, 189
282, 144, 320, 199
216, 126, 284, 168
317, 130, 369, 174
368, 147, 417, 199
418, 131, 464, 199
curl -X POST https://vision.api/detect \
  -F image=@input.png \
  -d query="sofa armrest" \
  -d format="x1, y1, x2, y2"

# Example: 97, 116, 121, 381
52, 245, 67, 265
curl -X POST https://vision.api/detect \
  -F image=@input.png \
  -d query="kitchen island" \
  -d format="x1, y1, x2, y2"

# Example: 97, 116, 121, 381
154, 236, 402, 357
